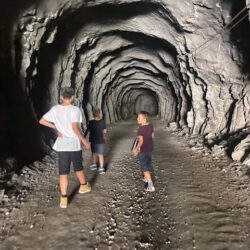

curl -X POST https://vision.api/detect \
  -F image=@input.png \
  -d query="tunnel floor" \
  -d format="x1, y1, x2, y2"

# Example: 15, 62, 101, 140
1, 119, 250, 249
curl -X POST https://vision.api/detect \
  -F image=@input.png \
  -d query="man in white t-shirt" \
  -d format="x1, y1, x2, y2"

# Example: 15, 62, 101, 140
39, 87, 91, 208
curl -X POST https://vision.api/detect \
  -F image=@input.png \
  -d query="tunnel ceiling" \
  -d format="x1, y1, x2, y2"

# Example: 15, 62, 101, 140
1, 0, 250, 163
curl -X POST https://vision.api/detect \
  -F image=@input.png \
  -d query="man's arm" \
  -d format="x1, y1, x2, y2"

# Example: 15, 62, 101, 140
39, 117, 56, 129
39, 117, 62, 137
72, 122, 90, 149
133, 135, 143, 156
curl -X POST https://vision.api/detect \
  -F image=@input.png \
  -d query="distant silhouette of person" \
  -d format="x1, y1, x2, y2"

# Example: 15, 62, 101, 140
39, 87, 91, 208
133, 111, 155, 192
85, 107, 106, 174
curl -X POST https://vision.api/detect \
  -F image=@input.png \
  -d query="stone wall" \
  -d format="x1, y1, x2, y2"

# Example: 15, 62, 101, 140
0, 0, 249, 164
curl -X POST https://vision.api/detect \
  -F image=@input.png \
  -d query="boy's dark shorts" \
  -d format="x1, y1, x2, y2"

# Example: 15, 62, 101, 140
138, 152, 152, 171
58, 151, 83, 175
91, 143, 104, 155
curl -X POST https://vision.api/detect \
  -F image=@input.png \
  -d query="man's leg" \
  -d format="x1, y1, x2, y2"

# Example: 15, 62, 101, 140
72, 151, 86, 183
92, 153, 97, 164
71, 151, 91, 194
144, 171, 155, 191
76, 171, 91, 194
143, 153, 155, 192
59, 175, 68, 195
98, 154, 105, 174
58, 152, 70, 207
91, 144, 97, 165
90, 152, 98, 170
59, 174, 68, 208
144, 171, 152, 182
99, 154, 104, 168
75, 170, 86, 185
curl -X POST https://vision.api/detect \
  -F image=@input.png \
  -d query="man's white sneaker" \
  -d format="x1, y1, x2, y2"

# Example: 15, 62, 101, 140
98, 168, 105, 174
145, 185, 155, 192
90, 164, 97, 170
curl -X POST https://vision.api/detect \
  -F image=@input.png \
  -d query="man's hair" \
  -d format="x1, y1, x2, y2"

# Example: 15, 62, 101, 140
139, 111, 149, 121
60, 87, 75, 99
93, 107, 101, 118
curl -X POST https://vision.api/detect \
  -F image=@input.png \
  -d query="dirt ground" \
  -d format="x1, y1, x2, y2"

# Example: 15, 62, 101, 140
1, 119, 250, 250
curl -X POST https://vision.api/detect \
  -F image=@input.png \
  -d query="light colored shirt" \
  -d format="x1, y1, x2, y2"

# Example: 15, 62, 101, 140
43, 104, 82, 151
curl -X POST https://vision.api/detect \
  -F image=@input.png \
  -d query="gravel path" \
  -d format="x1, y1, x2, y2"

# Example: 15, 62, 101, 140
1, 119, 250, 249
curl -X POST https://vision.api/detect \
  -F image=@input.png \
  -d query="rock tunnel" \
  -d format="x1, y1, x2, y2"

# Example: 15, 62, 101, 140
0, 0, 250, 166
2, 1, 250, 248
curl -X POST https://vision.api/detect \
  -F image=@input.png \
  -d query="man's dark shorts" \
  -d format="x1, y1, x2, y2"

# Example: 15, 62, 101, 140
138, 152, 152, 171
58, 151, 83, 175
91, 143, 105, 155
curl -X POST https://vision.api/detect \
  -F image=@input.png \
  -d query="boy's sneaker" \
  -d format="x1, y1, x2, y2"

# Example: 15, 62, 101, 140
98, 167, 105, 174
60, 196, 68, 208
90, 164, 97, 170
79, 182, 91, 194
145, 185, 155, 192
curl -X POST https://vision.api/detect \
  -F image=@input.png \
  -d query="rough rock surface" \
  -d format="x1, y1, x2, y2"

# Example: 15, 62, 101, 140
1, 120, 250, 249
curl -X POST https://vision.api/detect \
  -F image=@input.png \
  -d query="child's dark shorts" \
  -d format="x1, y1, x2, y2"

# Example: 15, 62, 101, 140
91, 143, 105, 155
58, 150, 83, 175
138, 152, 152, 171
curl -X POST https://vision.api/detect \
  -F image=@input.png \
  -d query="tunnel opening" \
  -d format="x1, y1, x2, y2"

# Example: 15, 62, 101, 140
24, 25, 178, 132
119, 88, 159, 121
134, 91, 159, 117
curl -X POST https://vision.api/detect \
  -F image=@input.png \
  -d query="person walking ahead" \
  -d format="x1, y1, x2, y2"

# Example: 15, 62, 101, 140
39, 87, 91, 208
85, 107, 106, 174
133, 111, 155, 192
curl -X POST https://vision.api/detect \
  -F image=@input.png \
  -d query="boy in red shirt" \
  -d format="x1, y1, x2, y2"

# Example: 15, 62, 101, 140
133, 111, 155, 192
